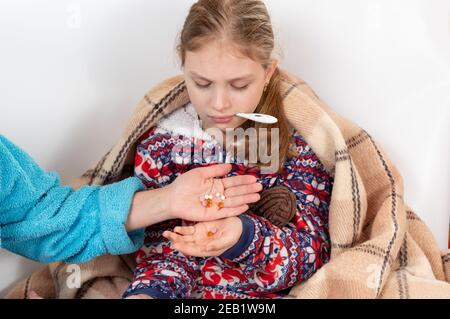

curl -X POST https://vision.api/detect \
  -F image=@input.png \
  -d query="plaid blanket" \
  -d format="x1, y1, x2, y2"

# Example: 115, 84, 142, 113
6, 69, 450, 299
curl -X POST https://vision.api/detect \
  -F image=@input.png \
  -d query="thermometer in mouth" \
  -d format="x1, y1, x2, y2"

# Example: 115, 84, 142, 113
235, 112, 278, 124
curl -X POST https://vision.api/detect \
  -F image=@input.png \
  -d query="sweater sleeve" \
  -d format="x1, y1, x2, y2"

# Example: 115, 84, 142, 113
220, 211, 330, 292
0, 134, 145, 263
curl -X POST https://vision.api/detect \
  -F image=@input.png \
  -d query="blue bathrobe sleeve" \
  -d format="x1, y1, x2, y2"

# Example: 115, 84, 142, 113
0, 134, 145, 263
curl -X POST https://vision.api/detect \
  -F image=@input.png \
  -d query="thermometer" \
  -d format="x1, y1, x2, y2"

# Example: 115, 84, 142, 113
235, 112, 278, 124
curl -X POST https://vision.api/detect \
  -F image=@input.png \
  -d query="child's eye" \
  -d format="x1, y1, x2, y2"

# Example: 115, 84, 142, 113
195, 82, 211, 89
232, 84, 249, 91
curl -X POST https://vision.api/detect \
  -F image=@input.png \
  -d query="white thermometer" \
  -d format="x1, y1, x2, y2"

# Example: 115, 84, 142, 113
235, 112, 278, 124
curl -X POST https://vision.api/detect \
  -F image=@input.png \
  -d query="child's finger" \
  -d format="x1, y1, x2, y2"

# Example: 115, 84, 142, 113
162, 231, 195, 244
162, 230, 178, 242
173, 226, 196, 236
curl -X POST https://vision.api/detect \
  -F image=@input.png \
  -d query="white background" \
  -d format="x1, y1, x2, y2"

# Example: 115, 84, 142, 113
0, 0, 449, 297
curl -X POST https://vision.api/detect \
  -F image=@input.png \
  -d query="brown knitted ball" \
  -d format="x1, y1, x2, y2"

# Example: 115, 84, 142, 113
248, 185, 297, 227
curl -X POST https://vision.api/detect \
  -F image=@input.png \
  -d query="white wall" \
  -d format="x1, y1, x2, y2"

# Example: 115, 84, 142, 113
0, 0, 449, 296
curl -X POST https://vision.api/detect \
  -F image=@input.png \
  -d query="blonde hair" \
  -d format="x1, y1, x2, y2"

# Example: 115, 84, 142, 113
176, 0, 295, 173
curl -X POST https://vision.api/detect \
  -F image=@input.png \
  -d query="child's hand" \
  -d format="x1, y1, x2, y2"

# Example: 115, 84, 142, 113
162, 217, 243, 257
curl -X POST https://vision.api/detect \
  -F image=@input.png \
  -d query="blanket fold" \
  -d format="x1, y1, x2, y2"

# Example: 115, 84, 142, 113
6, 69, 450, 299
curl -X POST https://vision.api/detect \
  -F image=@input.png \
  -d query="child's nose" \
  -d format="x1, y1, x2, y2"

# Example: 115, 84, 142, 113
212, 89, 231, 112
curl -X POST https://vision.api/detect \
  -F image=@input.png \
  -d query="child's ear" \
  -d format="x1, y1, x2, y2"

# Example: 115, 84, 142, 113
265, 59, 279, 83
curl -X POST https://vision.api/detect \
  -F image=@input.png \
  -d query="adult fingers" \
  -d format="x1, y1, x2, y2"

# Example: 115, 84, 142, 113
224, 182, 262, 198
224, 193, 260, 208
199, 164, 232, 179
221, 175, 257, 188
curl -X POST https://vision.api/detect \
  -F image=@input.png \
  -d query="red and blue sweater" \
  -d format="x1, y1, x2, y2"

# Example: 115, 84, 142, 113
124, 104, 333, 299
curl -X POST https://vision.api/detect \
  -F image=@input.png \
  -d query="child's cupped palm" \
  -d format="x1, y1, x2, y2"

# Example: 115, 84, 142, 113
163, 216, 243, 257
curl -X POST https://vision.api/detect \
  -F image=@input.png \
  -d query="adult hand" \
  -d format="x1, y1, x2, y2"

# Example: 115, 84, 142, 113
167, 163, 261, 221
126, 164, 261, 231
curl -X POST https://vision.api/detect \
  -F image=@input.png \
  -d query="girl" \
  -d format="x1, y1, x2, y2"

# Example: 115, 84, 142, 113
123, 0, 333, 299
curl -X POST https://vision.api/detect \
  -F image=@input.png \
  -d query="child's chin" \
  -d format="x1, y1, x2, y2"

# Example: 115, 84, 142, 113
218, 118, 249, 130
211, 122, 237, 131
204, 120, 246, 134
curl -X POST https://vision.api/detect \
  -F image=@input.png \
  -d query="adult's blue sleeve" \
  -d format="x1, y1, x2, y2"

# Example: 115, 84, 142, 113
0, 134, 145, 263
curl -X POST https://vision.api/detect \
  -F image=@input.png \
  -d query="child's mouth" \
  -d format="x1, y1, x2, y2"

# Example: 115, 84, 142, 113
209, 115, 234, 124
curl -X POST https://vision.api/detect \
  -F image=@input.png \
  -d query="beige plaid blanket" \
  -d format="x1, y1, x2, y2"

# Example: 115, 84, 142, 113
6, 69, 450, 299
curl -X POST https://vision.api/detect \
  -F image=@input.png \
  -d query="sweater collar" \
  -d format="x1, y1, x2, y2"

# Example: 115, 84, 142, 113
156, 102, 214, 141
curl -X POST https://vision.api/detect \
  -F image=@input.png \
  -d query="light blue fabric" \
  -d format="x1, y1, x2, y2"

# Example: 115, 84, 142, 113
0, 134, 145, 263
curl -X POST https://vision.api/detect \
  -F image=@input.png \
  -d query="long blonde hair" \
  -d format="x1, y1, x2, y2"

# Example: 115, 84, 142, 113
176, 0, 295, 173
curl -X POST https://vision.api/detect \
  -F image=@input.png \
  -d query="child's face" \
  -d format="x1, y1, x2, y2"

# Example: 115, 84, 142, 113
183, 40, 277, 133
